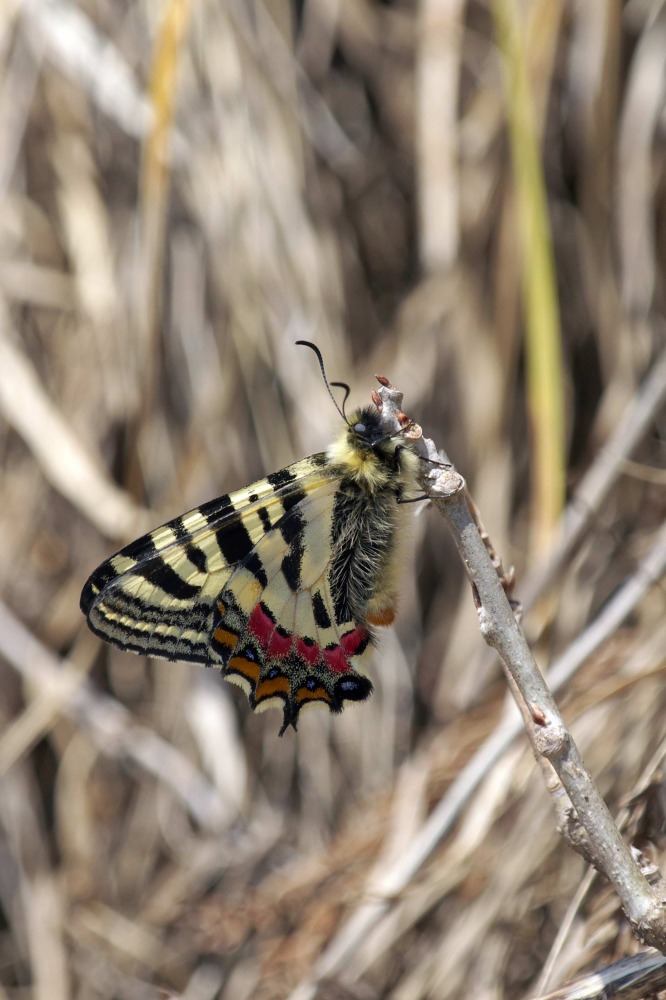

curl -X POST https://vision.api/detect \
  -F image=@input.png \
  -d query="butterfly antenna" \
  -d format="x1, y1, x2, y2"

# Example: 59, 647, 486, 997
296, 340, 349, 422
329, 381, 351, 420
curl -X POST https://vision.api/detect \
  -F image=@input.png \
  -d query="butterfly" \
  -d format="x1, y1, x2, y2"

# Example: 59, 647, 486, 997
80, 343, 423, 735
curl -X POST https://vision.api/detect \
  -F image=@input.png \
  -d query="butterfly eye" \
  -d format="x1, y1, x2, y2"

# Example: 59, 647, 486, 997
354, 422, 367, 435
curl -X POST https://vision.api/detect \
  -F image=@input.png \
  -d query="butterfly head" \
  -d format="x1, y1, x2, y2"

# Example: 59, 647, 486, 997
327, 405, 419, 493
347, 406, 396, 453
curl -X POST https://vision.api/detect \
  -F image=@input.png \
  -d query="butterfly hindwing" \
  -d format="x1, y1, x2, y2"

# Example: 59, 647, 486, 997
212, 481, 374, 732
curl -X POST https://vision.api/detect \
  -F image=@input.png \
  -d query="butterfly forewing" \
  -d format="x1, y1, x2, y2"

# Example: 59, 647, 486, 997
81, 455, 330, 648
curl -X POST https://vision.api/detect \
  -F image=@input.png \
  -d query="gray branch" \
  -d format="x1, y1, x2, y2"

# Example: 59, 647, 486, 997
379, 379, 666, 950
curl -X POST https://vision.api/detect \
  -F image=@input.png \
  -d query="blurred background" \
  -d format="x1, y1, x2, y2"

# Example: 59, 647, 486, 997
1, 1, 666, 998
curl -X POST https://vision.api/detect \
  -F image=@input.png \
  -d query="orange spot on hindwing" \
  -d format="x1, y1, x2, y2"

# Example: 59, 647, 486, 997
296, 685, 331, 704
212, 626, 239, 653
255, 675, 291, 701
227, 655, 260, 683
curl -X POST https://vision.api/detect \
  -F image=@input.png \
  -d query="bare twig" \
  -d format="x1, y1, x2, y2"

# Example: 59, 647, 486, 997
426, 474, 666, 945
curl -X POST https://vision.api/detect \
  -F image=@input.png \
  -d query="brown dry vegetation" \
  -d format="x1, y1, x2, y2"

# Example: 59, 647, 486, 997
1, 2, 666, 999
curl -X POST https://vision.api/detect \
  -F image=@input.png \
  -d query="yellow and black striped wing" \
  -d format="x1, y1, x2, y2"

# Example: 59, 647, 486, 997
81, 454, 374, 734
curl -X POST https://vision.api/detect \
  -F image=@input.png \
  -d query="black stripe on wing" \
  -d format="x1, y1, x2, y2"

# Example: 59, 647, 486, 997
80, 454, 334, 637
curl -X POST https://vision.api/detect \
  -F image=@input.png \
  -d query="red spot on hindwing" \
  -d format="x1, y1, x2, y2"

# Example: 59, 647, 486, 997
322, 629, 368, 675
341, 627, 369, 656
248, 603, 293, 658
249, 605, 368, 673
249, 604, 274, 645
268, 629, 292, 657
323, 645, 350, 674
296, 637, 320, 664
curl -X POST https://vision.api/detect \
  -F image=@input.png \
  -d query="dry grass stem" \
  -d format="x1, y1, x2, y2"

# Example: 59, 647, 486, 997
2, 3, 666, 998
